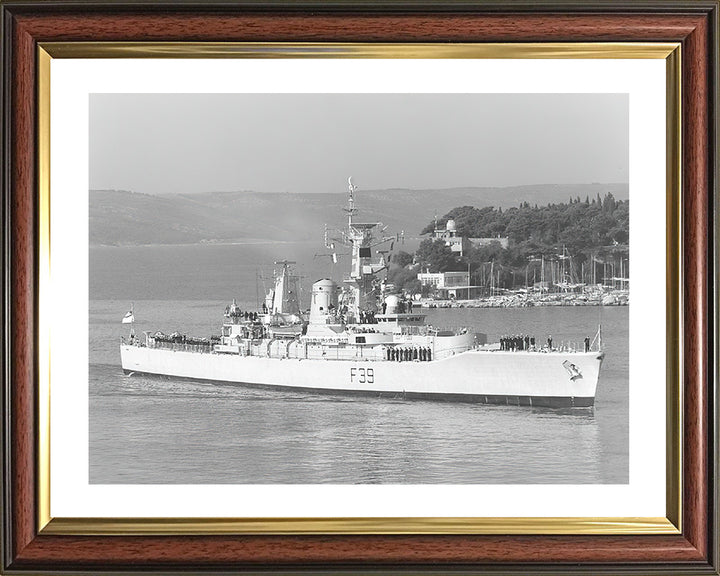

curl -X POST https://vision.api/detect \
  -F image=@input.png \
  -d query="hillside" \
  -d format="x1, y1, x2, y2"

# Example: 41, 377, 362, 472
89, 183, 629, 246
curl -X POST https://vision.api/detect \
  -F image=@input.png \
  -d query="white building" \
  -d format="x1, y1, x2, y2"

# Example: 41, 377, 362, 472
417, 270, 473, 298
432, 220, 510, 255
431, 219, 466, 255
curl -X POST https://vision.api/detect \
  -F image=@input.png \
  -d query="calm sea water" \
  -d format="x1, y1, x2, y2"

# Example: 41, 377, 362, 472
89, 244, 628, 484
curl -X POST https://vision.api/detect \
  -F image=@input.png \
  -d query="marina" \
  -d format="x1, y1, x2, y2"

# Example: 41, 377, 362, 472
418, 289, 629, 309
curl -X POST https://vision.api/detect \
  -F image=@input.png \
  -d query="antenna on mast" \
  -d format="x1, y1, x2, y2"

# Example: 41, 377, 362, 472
346, 176, 358, 226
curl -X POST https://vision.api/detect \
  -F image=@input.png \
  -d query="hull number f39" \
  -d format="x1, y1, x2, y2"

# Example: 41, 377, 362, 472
350, 367, 374, 384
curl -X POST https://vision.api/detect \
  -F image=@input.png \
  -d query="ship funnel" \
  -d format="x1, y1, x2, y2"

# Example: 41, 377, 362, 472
309, 279, 339, 324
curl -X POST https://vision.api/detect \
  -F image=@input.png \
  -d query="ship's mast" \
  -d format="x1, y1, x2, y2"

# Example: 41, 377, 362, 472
324, 177, 401, 322
347, 177, 357, 228
345, 177, 379, 316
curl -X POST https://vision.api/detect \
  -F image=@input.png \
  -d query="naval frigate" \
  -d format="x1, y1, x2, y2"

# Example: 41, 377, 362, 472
120, 178, 604, 408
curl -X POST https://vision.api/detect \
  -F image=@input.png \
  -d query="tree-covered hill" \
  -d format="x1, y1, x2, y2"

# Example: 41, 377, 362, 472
420, 193, 628, 255
389, 194, 629, 292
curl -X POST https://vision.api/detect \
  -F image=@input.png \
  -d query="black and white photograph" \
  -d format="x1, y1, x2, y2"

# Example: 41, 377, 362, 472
89, 92, 629, 485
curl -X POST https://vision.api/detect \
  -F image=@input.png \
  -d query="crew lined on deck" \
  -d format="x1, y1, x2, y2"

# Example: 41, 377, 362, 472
386, 346, 432, 362
225, 306, 259, 322
500, 334, 536, 351
359, 310, 378, 324
499, 334, 589, 352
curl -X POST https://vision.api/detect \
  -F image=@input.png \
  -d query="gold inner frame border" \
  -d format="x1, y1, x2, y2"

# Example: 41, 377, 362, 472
36, 41, 682, 536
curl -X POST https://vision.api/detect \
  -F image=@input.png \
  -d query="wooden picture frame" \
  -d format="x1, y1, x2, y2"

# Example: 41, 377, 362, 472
1, 1, 717, 573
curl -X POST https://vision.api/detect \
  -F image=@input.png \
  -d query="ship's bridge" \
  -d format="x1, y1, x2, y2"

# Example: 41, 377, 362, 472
374, 313, 426, 334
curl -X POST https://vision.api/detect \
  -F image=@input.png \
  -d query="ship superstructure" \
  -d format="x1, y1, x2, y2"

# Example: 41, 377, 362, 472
121, 179, 604, 408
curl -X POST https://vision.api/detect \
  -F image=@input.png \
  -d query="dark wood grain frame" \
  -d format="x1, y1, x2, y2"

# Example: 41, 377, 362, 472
1, 1, 717, 574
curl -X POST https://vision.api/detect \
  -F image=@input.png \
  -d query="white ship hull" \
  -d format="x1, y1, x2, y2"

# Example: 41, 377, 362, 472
121, 345, 603, 408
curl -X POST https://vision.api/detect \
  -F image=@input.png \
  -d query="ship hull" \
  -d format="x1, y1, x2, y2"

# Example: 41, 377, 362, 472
120, 345, 603, 408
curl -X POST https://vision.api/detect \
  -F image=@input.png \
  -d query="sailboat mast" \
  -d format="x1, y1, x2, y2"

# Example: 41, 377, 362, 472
490, 261, 494, 296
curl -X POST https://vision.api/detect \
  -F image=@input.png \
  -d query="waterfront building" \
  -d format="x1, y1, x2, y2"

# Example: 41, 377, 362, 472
431, 219, 467, 255
417, 270, 480, 299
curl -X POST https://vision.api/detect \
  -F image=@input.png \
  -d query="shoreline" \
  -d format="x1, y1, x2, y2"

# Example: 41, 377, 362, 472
417, 292, 629, 309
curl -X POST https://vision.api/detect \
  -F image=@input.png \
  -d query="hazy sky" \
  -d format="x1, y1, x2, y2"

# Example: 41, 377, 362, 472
90, 93, 628, 195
